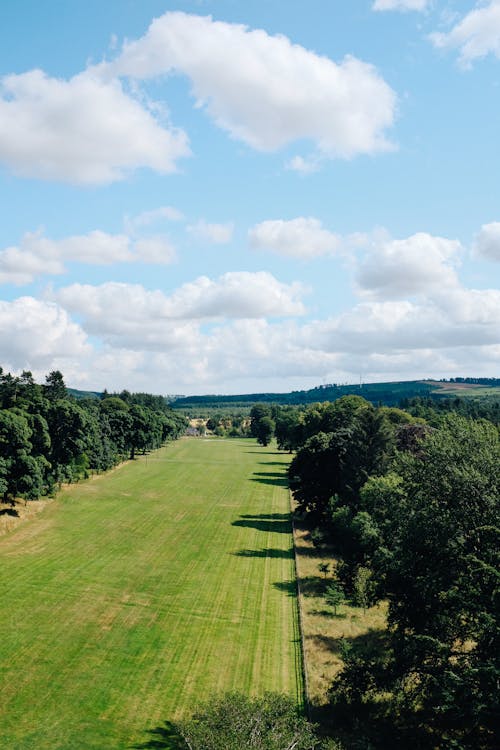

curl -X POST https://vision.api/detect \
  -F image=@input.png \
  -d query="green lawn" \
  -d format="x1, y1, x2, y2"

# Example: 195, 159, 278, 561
0, 438, 301, 750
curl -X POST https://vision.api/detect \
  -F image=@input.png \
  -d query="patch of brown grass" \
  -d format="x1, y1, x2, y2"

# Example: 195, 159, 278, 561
0, 498, 52, 536
293, 523, 387, 709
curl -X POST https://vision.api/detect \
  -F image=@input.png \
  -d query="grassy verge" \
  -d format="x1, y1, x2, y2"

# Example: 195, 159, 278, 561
0, 438, 300, 750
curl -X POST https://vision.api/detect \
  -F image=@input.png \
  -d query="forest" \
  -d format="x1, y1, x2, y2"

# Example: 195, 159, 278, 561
0, 368, 187, 506
251, 396, 499, 749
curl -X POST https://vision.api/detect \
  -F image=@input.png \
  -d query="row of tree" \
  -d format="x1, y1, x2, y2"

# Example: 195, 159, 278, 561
0, 368, 187, 505
282, 395, 499, 749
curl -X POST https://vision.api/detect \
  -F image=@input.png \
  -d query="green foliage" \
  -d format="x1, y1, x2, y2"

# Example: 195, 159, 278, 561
325, 581, 345, 616
329, 414, 500, 749
176, 692, 319, 750
0, 368, 187, 502
352, 566, 375, 612
289, 397, 394, 520
251, 405, 276, 446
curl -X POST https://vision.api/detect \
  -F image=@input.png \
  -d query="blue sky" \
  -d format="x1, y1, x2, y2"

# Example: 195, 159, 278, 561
0, 0, 499, 394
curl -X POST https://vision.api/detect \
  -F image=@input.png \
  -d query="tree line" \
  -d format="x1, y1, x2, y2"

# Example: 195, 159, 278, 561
249, 396, 499, 749
0, 368, 187, 505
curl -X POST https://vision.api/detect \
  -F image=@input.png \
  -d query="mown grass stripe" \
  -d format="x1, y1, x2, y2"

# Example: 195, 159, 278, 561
0, 438, 301, 750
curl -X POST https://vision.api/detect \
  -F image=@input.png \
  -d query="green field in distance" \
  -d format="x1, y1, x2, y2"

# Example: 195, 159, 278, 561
0, 438, 301, 750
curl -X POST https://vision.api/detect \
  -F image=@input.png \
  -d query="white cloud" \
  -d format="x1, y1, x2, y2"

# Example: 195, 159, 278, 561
473, 221, 500, 261
0, 297, 89, 372
132, 236, 177, 264
0, 234, 66, 285
104, 11, 396, 160
6, 276, 499, 395
373, 0, 430, 11
356, 232, 462, 298
249, 217, 341, 259
0, 229, 177, 284
125, 206, 184, 233
53, 273, 306, 349
430, 1, 500, 67
0, 69, 190, 184
187, 220, 234, 244
286, 155, 321, 175
302, 287, 500, 359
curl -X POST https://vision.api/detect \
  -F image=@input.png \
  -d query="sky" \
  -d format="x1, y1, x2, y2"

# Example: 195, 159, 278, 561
0, 0, 499, 396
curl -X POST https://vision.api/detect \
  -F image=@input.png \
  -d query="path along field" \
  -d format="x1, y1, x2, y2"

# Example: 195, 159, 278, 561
0, 438, 301, 750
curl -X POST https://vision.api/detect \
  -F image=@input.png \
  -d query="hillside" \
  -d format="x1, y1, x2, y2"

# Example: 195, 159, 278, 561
171, 378, 500, 410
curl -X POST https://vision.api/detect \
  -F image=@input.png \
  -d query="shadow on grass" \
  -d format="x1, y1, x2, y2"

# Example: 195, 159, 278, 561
294, 544, 323, 558
234, 547, 294, 559
307, 627, 388, 657
0, 507, 19, 517
309, 608, 346, 618
132, 721, 186, 749
232, 513, 291, 533
249, 471, 289, 488
299, 574, 326, 596
273, 579, 298, 597
257, 460, 288, 466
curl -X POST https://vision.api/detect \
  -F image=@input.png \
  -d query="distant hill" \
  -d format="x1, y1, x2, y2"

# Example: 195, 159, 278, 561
171, 380, 432, 409
67, 387, 102, 400
170, 378, 500, 410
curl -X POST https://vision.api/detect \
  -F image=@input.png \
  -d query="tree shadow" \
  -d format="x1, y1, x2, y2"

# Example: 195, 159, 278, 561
0, 507, 19, 517
307, 627, 388, 657
232, 514, 291, 533
234, 548, 294, 559
131, 721, 187, 749
257, 461, 287, 466
253, 471, 286, 478
249, 473, 289, 488
297, 574, 325, 597
273, 580, 298, 597
294, 544, 322, 558
240, 512, 289, 520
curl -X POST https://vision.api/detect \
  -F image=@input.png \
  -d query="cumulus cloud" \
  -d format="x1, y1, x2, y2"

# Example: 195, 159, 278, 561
103, 11, 396, 161
53, 273, 306, 349
0, 69, 190, 184
473, 221, 500, 261
373, 0, 430, 11
7, 277, 499, 394
187, 220, 234, 244
299, 287, 500, 369
0, 229, 177, 284
356, 232, 462, 298
0, 297, 89, 371
249, 217, 341, 259
430, 1, 500, 67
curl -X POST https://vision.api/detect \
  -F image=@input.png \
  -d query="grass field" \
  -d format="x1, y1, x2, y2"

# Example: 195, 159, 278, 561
0, 438, 301, 750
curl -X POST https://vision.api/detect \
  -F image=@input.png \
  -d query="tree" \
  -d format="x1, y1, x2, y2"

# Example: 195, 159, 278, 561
0, 410, 48, 502
325, 581, 345, 616
176, 692, 320, 750
318, 562, 330, 578
250, 405, 276, 446
275, 408, 305, 452
44, 370, 67, 401
352, 566, 374, 613
256, 415, 275, 446
330, 414, 500, 748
